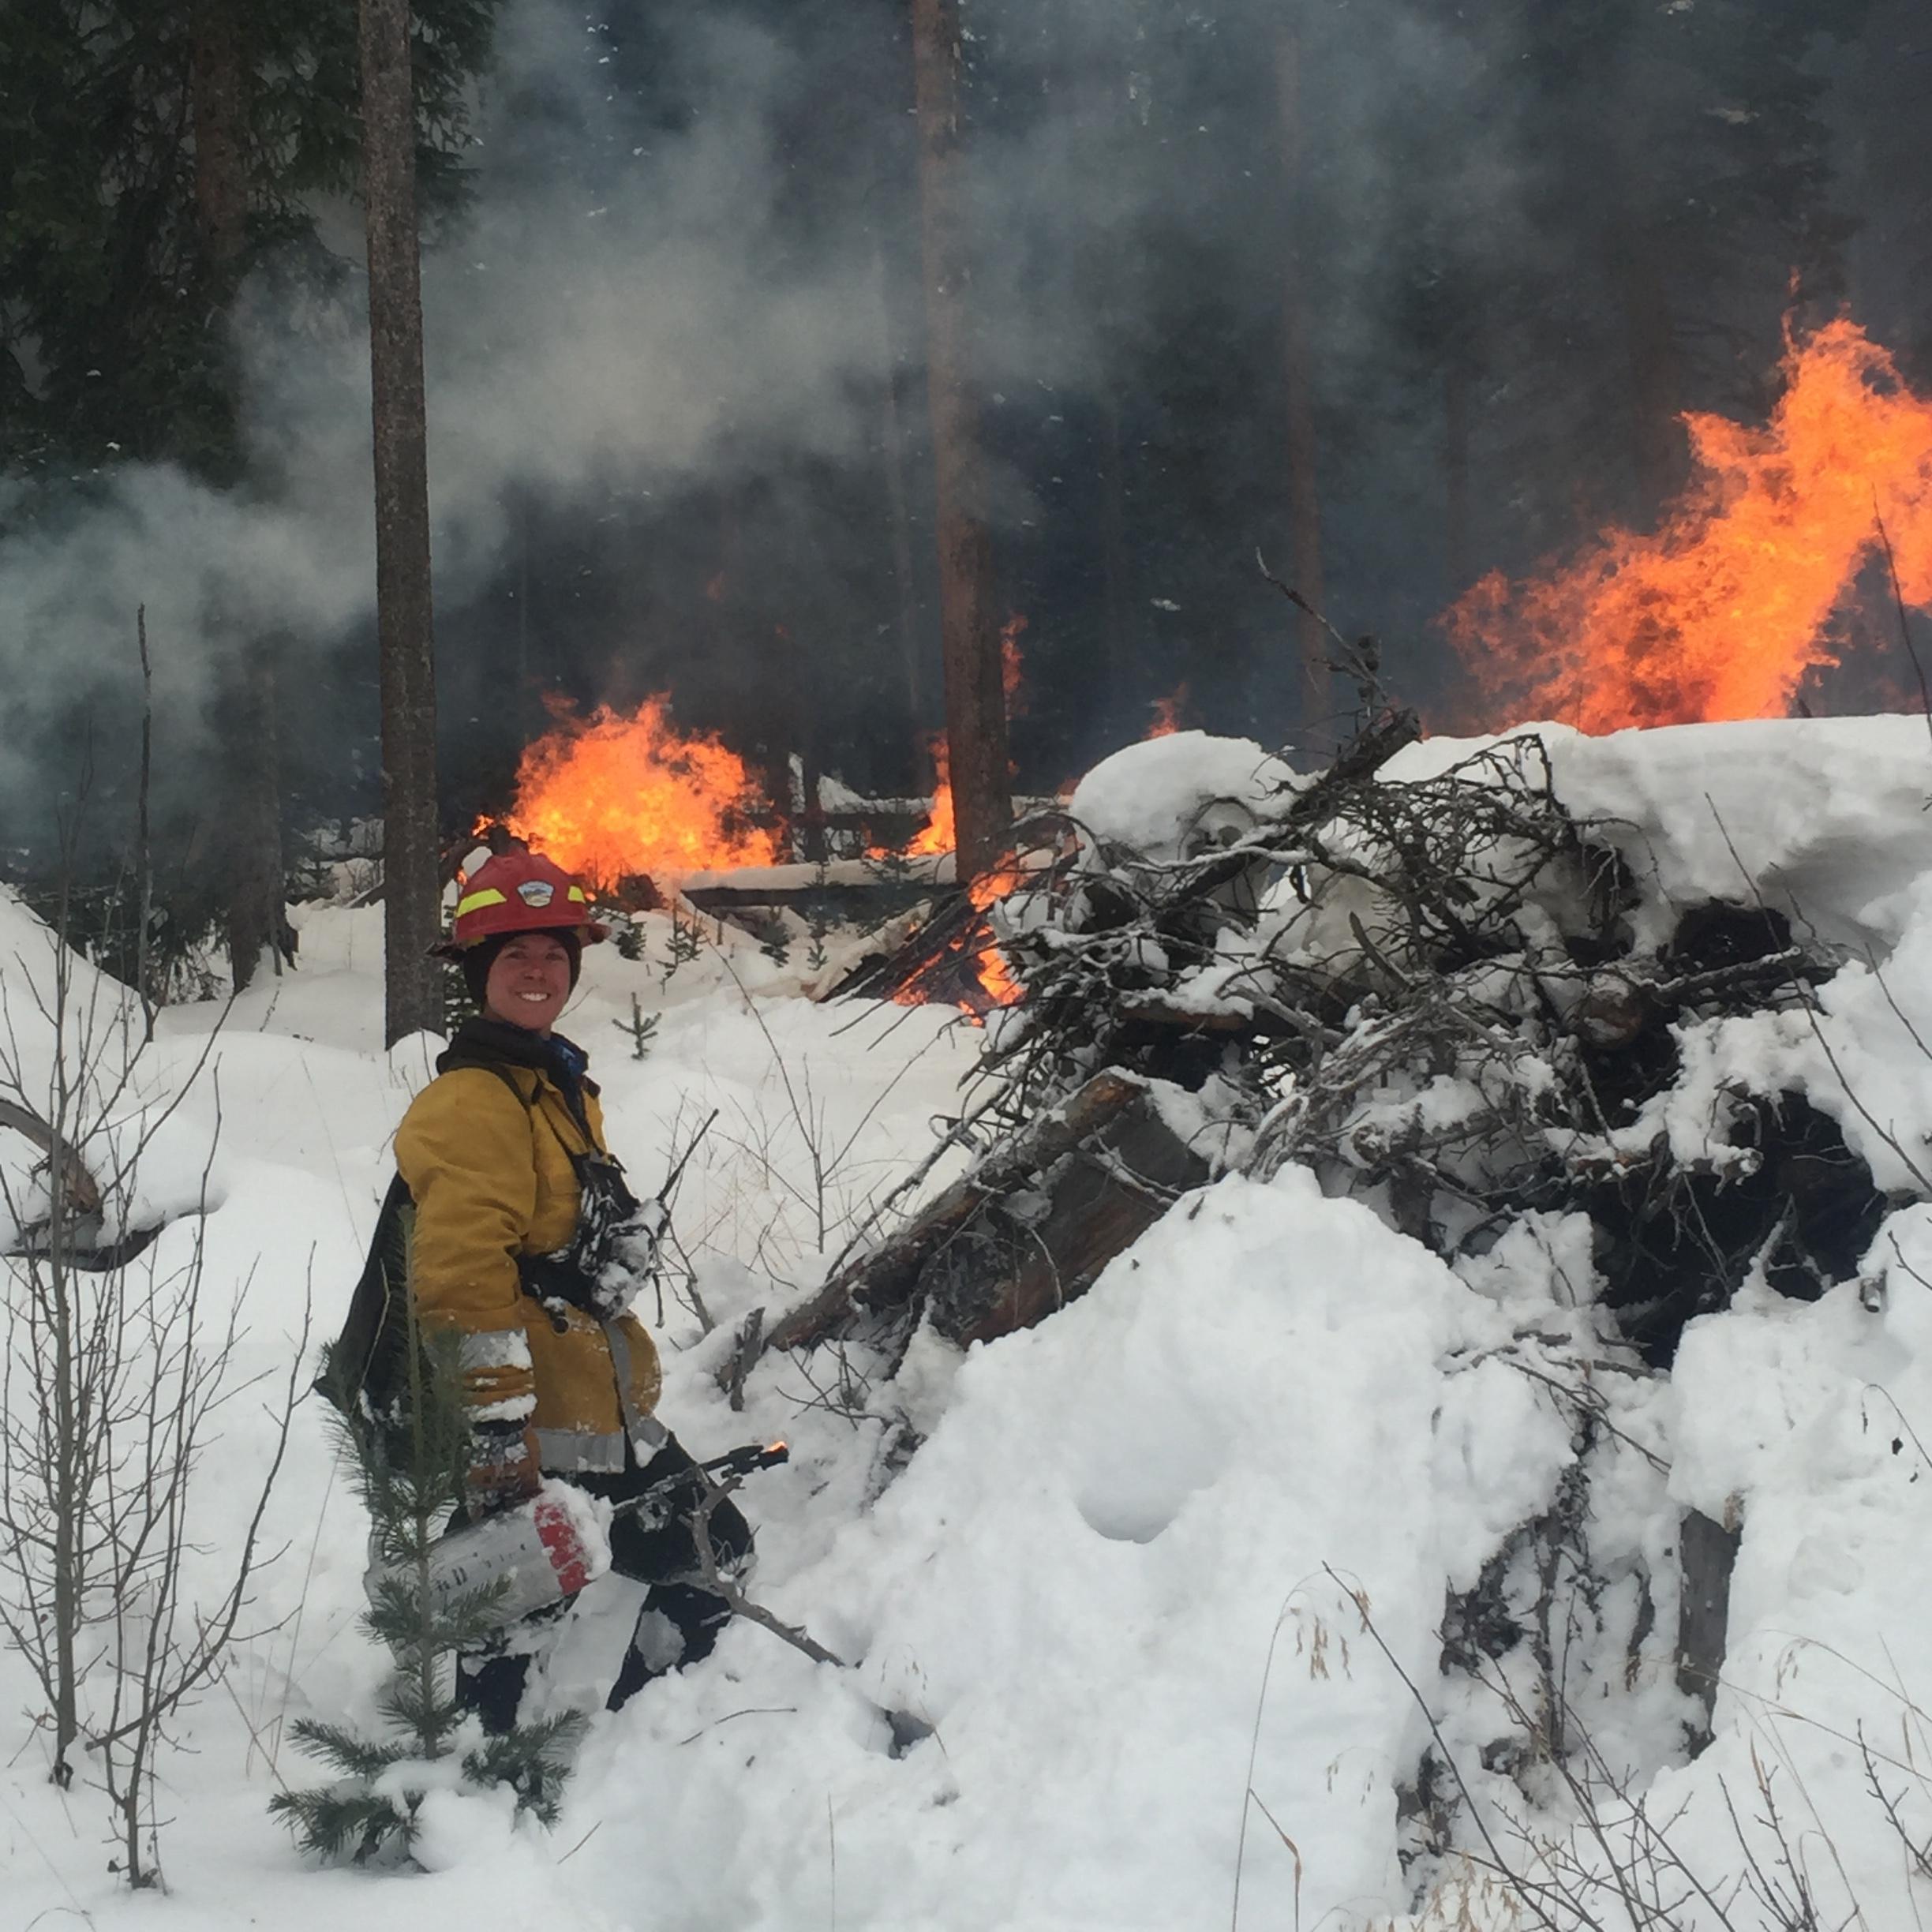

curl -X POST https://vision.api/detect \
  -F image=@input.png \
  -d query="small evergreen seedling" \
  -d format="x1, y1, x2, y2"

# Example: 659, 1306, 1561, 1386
613, 991, 658, 1061
663, 907, 703, 984
805, 910, 830, 975
272, 1249, 583, 1864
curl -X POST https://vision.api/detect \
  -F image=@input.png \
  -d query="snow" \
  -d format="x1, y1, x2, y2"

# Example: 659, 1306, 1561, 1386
1068, 728, 1299, 856
10, 715, 1932, 1927
1390, 715, 1932, 949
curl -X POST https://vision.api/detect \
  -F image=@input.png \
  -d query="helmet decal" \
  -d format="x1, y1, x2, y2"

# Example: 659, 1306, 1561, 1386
516, 879, 556, 908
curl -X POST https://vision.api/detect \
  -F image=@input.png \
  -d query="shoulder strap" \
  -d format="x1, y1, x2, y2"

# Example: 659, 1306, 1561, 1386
318, 1172, 414, 1415
481, 1062, 535, 1110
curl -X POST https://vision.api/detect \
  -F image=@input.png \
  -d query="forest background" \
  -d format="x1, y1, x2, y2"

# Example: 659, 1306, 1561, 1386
1, 0, 1926, 917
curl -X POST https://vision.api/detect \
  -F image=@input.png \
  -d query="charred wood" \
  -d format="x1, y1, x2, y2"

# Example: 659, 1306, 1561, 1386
765, 1070, 1184, 1354
1676, 1505, 1740, 1754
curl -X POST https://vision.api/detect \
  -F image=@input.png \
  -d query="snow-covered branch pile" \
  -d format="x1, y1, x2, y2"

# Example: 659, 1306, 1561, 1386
770, 713, 1932, 1917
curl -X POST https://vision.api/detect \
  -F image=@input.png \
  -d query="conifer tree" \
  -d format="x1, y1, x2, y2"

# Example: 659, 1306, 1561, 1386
271, 1226, 582, 1864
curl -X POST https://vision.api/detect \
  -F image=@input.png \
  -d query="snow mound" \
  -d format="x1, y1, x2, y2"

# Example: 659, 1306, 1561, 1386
1068, 729, 1299, 857
1391, 716, 1932, 949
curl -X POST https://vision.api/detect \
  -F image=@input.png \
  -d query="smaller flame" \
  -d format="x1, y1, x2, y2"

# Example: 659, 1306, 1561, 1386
1002, 614, 1030, 717
965, 862, 1026, 1009
1147, 683, 1189, 738
973, 942, 1023, 1007
906, 735, 954, 856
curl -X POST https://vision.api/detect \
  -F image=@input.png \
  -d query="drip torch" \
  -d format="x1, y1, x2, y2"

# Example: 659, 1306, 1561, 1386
365, 1441, 790, 1634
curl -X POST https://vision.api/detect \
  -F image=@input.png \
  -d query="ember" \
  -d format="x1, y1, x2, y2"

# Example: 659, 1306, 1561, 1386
503, 697, 780, 886
1447, 318, 1932, 732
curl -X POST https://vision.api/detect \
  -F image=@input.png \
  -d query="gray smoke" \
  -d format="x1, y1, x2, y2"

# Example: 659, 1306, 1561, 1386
0, 0, 1592, 830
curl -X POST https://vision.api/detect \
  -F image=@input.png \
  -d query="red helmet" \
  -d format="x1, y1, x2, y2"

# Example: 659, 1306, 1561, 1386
445, 852, 609, 951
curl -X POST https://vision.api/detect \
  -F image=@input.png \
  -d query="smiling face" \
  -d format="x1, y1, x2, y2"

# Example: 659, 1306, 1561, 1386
482, 931, 574, 1035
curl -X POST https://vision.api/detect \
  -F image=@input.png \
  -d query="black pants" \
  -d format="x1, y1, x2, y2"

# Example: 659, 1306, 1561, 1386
456, 1434, 754, 1735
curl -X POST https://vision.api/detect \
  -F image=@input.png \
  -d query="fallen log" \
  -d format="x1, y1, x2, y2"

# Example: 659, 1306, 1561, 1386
0, 1099, 168, 1271
680, 856, 948, 930
765, 1069, 1210, 1355
0, 1097, 102, 1218
927, 1086, 1211, 1347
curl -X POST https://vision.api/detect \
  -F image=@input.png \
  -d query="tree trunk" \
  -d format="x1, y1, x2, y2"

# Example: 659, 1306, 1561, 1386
219, 639, 285, 990
1275, 24, 1327, 745
189, 1, 284, 991
189, 2, 248, 289
359, 0, 444, 1044
1098, 382, 1133, 726
912, 0, 1009, 881
872, 239, 925, 736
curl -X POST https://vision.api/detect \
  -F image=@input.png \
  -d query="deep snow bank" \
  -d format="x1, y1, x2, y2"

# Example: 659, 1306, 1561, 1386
552, 1164, 1622, 1931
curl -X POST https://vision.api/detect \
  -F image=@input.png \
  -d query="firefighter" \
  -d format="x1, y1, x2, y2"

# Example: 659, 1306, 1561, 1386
392, 849, 751, 1732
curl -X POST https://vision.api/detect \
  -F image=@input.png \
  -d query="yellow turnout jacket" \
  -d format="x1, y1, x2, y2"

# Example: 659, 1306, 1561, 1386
394, 1032, 661, 1473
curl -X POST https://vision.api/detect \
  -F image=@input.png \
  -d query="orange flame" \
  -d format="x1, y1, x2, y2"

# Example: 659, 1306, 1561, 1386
1147, 683, 1189, 738
906, 735, 954, 856
895, 620, 1025, 865
1002, 614, 1030, 717
972, 942, 1023, 1008
503, 697, 780, 885
1446, 318, 1932, 732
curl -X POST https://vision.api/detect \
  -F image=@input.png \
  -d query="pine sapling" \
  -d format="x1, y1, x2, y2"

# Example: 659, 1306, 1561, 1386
271, 1235, 582, 1863
613, 991, 658, 1061
664, 906, 703, 984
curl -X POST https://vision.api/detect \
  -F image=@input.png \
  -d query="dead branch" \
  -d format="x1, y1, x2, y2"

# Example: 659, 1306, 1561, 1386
0, 1096, 103, 1219
687, 1479, 847, 1668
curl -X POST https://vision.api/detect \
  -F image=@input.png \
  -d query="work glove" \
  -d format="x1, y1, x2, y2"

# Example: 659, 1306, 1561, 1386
466, 1418, 543, 1517
590, 1198, 672, 1322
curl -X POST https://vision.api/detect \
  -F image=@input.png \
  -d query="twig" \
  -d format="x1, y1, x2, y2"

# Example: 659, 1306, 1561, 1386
687, 1481, 848, 1668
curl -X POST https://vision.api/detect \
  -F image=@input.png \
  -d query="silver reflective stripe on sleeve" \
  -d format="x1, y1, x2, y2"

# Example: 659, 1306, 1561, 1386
533, 1426, 627, 1474
602, 1318, 668, 1457
457, 1329, 534, 1372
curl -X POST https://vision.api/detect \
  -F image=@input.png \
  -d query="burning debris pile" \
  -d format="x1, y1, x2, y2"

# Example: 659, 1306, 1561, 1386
778, 710, 1895, 1374
757, 706, 1919, 1871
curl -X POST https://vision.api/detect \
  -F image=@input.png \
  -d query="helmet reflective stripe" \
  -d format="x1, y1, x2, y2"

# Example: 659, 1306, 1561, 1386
438, 850, 608, 954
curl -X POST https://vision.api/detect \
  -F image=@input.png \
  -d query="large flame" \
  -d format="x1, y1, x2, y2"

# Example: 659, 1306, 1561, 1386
1447, 319, 1932, 732
504, 697, 780, 885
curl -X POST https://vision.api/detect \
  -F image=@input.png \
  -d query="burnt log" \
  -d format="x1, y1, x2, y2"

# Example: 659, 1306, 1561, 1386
682, 867, 942, 930
766, 1069, 1209, 1354
926, 1086, 1210, 1346
827, 885, 992, 1008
